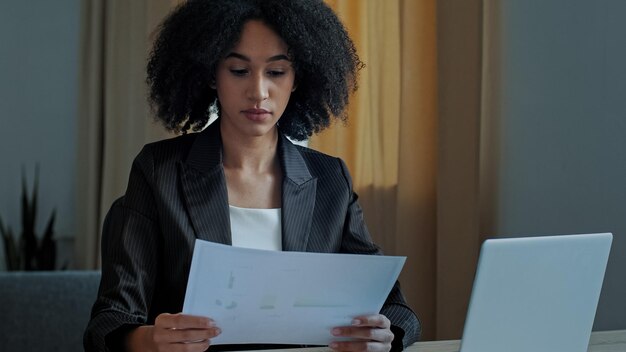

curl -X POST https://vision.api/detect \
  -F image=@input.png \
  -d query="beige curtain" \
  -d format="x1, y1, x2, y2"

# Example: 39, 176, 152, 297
313, 0, 440, 339
435, 0, 485, 341
75, 0, 178, 269
313, 0, 495, 341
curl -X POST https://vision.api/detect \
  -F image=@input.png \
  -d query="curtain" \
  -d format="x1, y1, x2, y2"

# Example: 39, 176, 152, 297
75, 0, 177, 269
313, 0, 439, 339
313, 0, 493, 340
435, 0, 484, 340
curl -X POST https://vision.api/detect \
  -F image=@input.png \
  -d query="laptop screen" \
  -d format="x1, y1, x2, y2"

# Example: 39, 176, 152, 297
460, 233, 612, 352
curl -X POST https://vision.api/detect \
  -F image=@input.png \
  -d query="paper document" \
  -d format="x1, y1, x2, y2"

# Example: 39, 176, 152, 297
182, 239, 405, 345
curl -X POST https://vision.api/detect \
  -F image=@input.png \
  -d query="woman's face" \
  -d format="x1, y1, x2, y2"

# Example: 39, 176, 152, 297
215, 20, 296, 140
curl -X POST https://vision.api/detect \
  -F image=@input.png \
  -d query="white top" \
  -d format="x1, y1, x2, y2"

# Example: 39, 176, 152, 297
229, 205, 282, 251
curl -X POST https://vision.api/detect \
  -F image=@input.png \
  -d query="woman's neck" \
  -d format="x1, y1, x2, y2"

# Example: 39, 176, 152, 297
220, 123, 283, 209
220, 125, 280, 173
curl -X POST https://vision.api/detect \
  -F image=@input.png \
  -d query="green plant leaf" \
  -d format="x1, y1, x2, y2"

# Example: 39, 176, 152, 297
32, 164, 39, 230
0, 214, 6, 237
21, 166, 29, 231
0, 216, 21, 271
42, 209, 56, 241
21, 166, 38, 270
37, 209, 56, 270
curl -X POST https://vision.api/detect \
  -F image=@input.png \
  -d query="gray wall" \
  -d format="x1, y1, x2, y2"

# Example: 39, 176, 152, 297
498, 0, 626, 330
0, 0, 80, 269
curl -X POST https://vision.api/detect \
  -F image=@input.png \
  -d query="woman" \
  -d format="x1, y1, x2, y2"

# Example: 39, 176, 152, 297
84, 1, 420, 351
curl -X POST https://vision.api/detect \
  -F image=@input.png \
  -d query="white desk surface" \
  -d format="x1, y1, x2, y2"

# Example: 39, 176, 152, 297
406, 330, 626, 352
243, 330, 626, 352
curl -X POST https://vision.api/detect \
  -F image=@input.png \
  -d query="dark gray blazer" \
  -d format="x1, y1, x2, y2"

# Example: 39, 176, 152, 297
84, 121, 420, 351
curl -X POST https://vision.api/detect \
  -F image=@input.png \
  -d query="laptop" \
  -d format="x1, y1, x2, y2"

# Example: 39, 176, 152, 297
459, 232, 613, 352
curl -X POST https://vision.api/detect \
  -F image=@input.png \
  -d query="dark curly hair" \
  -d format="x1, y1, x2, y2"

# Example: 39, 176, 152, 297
147, 0, 364, 140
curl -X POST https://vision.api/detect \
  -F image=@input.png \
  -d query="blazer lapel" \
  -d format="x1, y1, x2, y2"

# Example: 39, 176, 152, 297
179, 123, 231, 245
279, 135, 317, 252
179, 123, 317, 250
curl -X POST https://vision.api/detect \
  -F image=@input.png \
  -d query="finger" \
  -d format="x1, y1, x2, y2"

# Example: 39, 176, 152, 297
332, 326, 393, 343
351, 314, 391, 329
155, 313, 215, 330
329, 340, 389, 352
160, 327, 221, 344
168, 339, 211, 352
153, 324, 221, 344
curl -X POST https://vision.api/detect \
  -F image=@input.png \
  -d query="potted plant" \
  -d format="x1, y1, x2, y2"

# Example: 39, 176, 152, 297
0, 166, 57, 271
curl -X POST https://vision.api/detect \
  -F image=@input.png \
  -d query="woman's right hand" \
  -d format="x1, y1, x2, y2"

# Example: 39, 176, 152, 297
126, 313, 221, 352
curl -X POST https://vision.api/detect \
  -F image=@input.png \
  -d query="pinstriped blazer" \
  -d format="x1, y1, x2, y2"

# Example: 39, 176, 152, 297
84, 121, 420, 351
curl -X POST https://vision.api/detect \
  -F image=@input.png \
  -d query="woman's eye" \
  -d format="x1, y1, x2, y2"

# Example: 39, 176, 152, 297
230, 69, 248, 76
267, 70, 285, 77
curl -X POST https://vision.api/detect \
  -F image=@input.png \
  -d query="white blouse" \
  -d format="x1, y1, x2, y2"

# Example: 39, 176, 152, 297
229, 205, 282, 251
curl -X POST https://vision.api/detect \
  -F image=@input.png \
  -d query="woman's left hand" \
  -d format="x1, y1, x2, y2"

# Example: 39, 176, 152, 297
329, 314, 394, 352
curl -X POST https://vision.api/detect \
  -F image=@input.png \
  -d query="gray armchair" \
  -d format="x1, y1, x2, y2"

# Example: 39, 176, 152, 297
0, 270, 100, 352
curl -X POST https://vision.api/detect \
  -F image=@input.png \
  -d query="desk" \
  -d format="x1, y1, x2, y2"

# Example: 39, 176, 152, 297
251, 330, 626, 352
406, 330, 626, 352
405, 330, 626, 352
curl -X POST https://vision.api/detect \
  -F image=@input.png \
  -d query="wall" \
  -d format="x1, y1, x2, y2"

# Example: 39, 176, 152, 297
497, 0, 626, 330
0, 0, 80, 269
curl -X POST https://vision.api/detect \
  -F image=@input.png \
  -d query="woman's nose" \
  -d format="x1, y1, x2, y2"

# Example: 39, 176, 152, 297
247, 74, 269, 102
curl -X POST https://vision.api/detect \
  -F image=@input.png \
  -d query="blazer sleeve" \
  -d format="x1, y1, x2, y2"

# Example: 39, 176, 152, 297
84, 147, 160, 352
337, 159, 422, 349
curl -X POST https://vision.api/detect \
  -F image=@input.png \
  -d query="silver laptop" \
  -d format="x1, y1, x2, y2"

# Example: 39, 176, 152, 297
460, 233, 612, 352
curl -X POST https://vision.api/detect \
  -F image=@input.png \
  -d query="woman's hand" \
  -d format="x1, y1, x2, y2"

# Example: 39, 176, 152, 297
126, 313, 221, 352
329, 314, 394, 352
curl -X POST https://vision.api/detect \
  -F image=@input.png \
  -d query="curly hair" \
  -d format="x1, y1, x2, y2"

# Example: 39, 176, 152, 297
146, 0, 363, 140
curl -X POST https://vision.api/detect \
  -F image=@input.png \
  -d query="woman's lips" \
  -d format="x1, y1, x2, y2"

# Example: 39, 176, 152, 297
242, 108, 271, 122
